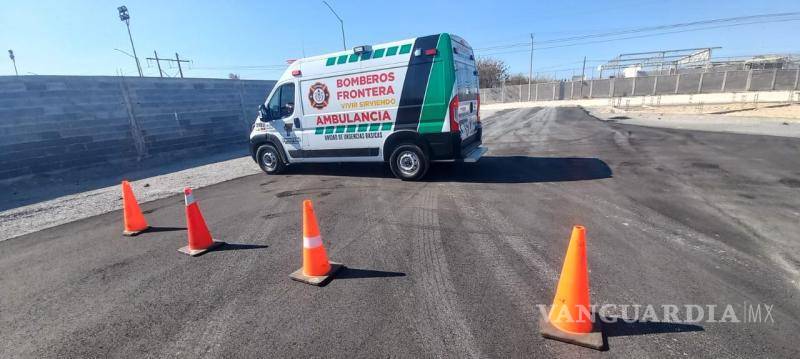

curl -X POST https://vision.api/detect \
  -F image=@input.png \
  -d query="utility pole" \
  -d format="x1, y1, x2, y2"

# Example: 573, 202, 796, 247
580, 56, 586, 97
528, 33, 534, 101
175, 53, 184, 78
117, 6, 143, 77
153, 50, 163, 77
322, 1, 346, 51
146, 51, 191, 78
8, 50, 18, 76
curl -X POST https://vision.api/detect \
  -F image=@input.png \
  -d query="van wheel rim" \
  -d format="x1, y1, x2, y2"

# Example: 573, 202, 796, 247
398, 151, 420, 176
262, 151, 277, 171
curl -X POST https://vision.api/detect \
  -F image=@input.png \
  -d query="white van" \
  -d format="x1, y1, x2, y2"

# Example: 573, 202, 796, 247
249, 33, 485, 180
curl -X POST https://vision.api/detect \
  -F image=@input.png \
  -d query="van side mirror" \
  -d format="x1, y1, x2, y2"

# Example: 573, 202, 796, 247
258, 104, 270, 121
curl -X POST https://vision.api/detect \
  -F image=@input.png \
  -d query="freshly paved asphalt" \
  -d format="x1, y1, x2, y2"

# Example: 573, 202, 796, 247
2, 107, 799, 358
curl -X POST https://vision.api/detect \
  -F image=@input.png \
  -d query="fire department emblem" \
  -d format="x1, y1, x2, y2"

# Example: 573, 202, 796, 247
308, 82, 330, 110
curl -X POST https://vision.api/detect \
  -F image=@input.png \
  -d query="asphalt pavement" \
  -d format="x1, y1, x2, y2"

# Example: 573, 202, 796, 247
1, 107, 799, 358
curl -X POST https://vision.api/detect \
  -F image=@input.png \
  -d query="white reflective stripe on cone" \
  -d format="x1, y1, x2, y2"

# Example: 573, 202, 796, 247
185, 194, 195, 206
303, 235, 323, 248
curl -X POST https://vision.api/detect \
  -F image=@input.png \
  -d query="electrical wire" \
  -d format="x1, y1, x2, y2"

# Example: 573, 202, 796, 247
474, 12, 800, 53
477, 17, 800, 56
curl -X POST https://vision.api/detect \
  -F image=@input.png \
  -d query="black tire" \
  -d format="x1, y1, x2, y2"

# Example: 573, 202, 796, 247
389, 143, 429, 181
256, 144, 286, 175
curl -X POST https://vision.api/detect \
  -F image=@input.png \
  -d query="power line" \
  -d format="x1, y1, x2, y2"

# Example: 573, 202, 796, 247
191, 65, 286, 70
477, 17, 800, 57
193, 65, 286, 69
524, 52, 800, 76
474, 12, 800, 53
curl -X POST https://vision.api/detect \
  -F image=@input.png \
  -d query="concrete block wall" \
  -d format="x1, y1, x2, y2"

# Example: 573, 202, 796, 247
481, 69, 800, 104
0, 76, 275, 181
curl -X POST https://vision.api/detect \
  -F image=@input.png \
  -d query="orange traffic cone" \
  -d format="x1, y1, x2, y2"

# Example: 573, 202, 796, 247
122, 180, 149, 236
539, 225, 605, 350
178, 188, 224, 256
289, 199, 343, 286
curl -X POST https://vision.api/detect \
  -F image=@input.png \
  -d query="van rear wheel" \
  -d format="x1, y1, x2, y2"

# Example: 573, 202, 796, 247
389, 143, 429, 181
256, 144, 285, 175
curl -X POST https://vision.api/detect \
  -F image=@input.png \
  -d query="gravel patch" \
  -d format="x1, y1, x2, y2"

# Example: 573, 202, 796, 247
0, 156, 260, 242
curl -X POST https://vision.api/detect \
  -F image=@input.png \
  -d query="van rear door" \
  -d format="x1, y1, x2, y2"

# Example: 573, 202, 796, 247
452, 36, 480, 150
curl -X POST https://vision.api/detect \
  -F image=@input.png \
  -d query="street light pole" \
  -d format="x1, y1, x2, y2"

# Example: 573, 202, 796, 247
118, 6, 143, 77
8, 50, 18, 76
322, 1, 346, 51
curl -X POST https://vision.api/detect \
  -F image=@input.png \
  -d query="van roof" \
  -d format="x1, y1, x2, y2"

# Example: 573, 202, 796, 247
275, 33, 470, 83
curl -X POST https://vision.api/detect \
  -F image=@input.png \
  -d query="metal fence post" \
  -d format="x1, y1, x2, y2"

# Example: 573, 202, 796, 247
501, 79, 506, 103
610, 78, 615, 97
652, 75, 658, 95
674, 74, 680, 94
794, 68, 799, 90
570, 81, 574, 100
721, 71, 728, 92
552, 82, 556, 100
527, 82, 531, 102
745, 69, 753, 91
697, 72, 705, 94
770, 68, 778, 90
631, 76, 637, 96
589, 80, 593, 98
535, 83, 539, 101
519, 85, 522, 102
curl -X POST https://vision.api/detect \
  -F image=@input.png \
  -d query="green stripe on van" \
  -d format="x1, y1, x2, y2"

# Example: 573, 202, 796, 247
418, 33, 455, 133
323, 44, 411, 67
313, 123, 394, 135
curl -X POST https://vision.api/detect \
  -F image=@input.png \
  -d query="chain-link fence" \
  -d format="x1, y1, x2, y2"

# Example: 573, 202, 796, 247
480, 68, 800, 105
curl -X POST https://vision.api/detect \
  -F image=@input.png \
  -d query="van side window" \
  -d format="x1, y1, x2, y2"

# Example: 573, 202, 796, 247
267, 83, 295, 120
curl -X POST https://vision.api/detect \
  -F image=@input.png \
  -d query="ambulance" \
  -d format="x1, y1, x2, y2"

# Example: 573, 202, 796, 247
249, 33, 485, 180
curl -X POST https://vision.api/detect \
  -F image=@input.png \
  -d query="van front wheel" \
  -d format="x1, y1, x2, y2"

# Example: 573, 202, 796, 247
256, 144, 286, 175
389, 144, 429, 181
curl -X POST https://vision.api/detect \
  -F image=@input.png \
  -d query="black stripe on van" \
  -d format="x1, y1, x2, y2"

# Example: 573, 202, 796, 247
394, 34, 440, 131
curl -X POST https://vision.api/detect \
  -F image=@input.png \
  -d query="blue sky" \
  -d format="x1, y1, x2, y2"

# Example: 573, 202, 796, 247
1, 0, 798, 79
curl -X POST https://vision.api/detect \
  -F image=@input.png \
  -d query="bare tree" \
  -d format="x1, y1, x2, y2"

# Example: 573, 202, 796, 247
506, 73, 552, 86
477, 58, 509, 88
228, 73, 241, 80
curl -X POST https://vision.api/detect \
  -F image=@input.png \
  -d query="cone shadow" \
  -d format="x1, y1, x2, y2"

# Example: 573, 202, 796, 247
335, 267, 407, 280
601, 318, 704, 338
145, 226, 186, 233
214, 243, 269, 252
